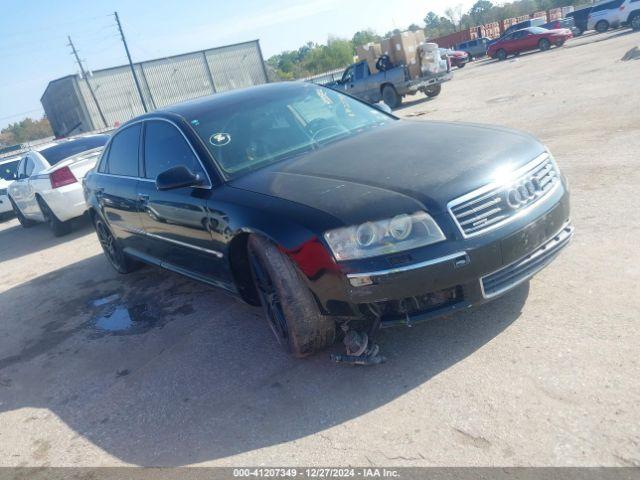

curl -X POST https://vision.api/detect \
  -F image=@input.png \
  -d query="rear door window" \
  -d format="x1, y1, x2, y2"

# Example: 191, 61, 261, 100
143, 120, 205, 180
104, 125, 141, 177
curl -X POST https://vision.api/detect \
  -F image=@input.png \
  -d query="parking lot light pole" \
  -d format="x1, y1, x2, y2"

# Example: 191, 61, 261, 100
114, 11, 148, 113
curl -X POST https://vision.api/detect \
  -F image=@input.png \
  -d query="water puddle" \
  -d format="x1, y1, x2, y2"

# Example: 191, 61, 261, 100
95, 306, 133, 331
89, 293, 158, 335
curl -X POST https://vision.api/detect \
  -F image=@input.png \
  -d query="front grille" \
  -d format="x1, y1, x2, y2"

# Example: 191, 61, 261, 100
481, 223, 573, 298
449, 154, 560, 237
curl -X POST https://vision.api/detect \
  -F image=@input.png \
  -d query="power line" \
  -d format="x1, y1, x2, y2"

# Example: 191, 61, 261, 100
67, 36, 108, 128
0, 109, 44, 122
114, 11, 148, 113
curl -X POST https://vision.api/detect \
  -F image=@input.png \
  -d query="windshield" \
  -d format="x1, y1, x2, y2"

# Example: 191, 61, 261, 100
189, 84, 394, 178
0, 159, 20, 181
39, 135, 109, 165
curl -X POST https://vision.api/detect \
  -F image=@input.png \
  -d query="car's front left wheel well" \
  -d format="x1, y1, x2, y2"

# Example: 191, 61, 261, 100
228, 232, 260, 306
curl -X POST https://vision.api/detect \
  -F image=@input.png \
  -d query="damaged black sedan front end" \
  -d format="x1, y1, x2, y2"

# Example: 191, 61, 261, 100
85, 82, 572, 358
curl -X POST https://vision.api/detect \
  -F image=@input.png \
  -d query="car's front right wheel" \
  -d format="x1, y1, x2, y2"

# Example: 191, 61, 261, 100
247, 235, 336, 358
539, 38, 551, 51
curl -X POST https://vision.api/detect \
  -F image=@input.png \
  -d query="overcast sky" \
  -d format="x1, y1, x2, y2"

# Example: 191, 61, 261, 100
0, 0, 475, 130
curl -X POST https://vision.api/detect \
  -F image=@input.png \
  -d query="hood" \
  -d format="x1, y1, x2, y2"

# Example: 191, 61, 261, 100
230, 120, 545, 226
0, 178, 12, 190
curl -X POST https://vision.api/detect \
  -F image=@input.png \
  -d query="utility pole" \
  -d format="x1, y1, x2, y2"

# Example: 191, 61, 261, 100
67, 35, 108, 128
114, 11, 148, 113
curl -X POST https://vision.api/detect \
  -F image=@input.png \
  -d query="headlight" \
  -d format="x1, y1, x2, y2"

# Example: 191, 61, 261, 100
323, 211, 445, 261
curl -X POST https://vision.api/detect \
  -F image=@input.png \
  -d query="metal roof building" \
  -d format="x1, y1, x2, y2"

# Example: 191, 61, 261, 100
41, 40, 269, 137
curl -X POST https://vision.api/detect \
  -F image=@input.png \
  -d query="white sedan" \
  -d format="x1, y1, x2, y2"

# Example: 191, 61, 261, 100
8, 134, 110, 236
0, 155, 22, 220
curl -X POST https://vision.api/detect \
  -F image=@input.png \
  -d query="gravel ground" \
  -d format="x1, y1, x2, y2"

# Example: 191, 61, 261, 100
0, 29, 638, 467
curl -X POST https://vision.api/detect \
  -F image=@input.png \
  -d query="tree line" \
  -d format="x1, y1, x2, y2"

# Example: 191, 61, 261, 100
0, 117, 53, 146
267, 0, 591, 79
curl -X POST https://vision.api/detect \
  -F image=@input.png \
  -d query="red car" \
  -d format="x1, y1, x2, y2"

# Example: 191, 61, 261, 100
445, 49, 469, 68
487, 26, 573, 61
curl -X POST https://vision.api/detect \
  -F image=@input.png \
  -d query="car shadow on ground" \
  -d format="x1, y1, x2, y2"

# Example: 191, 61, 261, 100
395, 95, 437, 112
0, 215, 93, 263
0, 249, 530, 465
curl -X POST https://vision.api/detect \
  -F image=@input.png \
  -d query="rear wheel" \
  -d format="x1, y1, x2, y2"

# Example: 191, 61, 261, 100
539, 38, 551, 51
424, 84, 442, 98
497, 49, 507, 61
94, 216, 142, 274
381, 85, 401, 109
247, 235, 335, 358
630, 13, 640, 31
595, 20, 609, 33
36, 196, 72, 237
8, 197, 35, 228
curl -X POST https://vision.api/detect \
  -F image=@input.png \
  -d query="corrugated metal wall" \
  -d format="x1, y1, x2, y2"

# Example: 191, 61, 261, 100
43, 40, 268, 135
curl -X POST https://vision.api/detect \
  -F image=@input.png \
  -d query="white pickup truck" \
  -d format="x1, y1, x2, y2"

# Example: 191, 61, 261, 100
8, 134, 110, 236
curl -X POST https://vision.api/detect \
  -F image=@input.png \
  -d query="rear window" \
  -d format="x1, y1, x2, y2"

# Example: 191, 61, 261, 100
38, 135, 109, 165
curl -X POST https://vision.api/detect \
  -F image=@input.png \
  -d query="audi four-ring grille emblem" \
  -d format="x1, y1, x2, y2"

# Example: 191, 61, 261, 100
506, 168, 556, 210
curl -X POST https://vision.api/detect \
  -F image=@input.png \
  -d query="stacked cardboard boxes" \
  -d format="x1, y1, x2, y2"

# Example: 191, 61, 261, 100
355, 42, 383, 73
355, 30, 430, 79
388, 30, 426, 79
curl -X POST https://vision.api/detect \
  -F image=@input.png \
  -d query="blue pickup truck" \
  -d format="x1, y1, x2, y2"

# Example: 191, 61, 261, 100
326, 59, 452, 109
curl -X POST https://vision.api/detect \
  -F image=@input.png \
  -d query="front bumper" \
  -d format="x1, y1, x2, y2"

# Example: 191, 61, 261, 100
314, 185, 571, 327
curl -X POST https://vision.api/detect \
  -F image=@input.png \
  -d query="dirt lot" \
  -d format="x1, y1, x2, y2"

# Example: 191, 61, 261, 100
1, 29, 639, 467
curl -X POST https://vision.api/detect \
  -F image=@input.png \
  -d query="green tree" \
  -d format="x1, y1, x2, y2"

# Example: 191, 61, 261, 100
0, 117, 52, 145
470, 0, 494, 24
352, 29, 379, 47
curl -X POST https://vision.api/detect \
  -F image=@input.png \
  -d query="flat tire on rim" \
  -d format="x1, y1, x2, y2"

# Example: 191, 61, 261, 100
247, 235, 335, 357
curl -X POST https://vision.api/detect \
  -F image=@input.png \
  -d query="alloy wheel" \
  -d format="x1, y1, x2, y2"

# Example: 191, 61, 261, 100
249, 252, 289, 344
96, 221, 122, 270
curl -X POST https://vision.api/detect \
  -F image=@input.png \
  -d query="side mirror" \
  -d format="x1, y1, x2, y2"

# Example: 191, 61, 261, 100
372, 102, 392, 114
155, 165, 202, 191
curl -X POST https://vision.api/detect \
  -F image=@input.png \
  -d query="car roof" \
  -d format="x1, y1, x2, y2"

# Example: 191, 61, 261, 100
128, 82, 313, 124
32, 134, 109, 153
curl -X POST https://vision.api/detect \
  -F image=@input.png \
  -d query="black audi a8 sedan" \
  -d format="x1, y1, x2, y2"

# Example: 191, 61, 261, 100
84, 81, 572, 357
